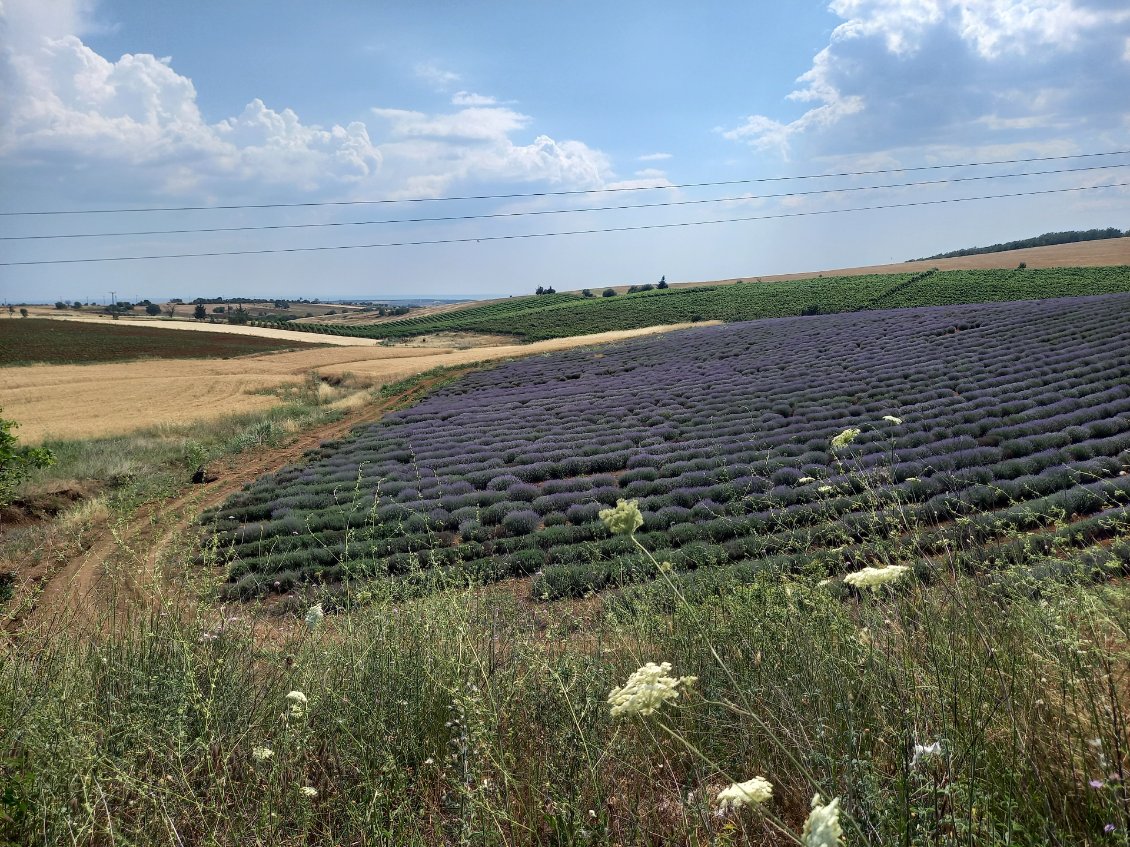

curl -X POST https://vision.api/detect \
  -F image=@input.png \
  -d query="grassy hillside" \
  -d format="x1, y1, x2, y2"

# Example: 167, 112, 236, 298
275, 266, 1130, 341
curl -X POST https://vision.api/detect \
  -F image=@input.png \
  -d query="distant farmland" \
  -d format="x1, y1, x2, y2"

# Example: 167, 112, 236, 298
204, 292, 1130, 600
0, 318, 325, 366
278, 265, 1130, 342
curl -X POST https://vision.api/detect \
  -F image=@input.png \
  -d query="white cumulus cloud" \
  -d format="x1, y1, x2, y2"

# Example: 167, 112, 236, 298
0, 1, 613, 205
451, 91, 498, 106
723, 0, 1130, 157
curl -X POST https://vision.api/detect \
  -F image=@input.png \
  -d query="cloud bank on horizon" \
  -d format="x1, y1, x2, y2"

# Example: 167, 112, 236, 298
0, 0, 1126, 300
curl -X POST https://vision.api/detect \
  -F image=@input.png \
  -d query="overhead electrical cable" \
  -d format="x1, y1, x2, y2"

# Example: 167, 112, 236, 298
4, 162, 1126, 242
2, 150, 1128, 217
2, 181, 1124, 267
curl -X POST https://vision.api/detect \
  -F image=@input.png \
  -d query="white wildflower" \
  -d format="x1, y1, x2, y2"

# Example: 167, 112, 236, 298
802, 794, 843, 847
599, 498, 644, 535
716, 776, 774, 811
300, 786, 318, 798
882, 415, 903, 425
251, 746, 274, 762
607, 661, 696, 717
797, 476, 815, 484
830, 428, 861, 450
843, 565, 910, 591
912, 741, 942, 766
286, 689, 308, 718
818, 485, 835, 494
304, 603, 324, 629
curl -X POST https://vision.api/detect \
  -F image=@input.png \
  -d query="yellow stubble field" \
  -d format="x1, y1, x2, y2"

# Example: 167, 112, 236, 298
1, 324, 706, 443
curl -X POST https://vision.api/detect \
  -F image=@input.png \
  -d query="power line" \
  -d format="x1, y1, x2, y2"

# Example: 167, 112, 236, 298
2, 181, 1125, 267
2, 150, 1128, 218
5, 162, 1126, 242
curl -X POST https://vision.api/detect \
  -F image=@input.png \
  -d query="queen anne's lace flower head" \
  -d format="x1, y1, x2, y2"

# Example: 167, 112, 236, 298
300, 786, 318, 798
802, 794, 843, 847
882, 415, 903, 425
607, 661, 696, 717
912, 741, 942, 765
599, 498, 644, 535
830, 428, 861, 450
305, 603, 324, 629
286, 689, 308, 718
843, 565, 910, 591
716, 776, 773, 811
251, 746, 274, 762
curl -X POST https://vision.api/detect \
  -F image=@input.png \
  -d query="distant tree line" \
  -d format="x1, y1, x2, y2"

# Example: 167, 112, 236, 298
911, 228, 1127, 262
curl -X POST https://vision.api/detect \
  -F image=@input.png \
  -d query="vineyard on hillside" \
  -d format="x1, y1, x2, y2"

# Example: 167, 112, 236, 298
203, 293, 1130, 600
268, 266, 1130, 341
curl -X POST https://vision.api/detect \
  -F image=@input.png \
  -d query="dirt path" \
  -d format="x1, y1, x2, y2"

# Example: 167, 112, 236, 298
8, 371, 471, 640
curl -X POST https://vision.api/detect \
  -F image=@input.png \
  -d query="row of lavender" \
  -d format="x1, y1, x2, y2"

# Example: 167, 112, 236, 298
202, 294, 1130, 599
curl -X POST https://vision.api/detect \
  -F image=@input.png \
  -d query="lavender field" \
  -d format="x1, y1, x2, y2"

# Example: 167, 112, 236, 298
204, 293, 1130, 600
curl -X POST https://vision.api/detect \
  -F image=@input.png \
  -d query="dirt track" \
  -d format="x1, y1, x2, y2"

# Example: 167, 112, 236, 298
8, 372, 471, 640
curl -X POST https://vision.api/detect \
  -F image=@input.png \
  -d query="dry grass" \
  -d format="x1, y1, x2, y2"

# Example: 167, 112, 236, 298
2, 323, 707, 443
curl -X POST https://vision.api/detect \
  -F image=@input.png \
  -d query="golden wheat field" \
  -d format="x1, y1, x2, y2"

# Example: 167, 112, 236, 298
1, 323, 705, 442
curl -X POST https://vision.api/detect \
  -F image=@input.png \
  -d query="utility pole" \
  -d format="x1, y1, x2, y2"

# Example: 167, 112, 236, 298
109, 291, 116, 307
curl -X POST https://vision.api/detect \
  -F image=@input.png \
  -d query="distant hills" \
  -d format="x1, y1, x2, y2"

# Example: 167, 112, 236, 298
911, 227, 1127, 261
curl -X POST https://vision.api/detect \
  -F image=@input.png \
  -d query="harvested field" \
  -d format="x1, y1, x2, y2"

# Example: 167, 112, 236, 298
0, 318, 327, 366
683, 235, 1130, 288
20, 311, 383, 346
1, 323, 707, 443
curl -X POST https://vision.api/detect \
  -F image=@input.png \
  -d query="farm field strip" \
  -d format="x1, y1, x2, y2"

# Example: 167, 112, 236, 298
0, 318, 331, 366
202, 292, 1130, 600
19, 311, 384, 346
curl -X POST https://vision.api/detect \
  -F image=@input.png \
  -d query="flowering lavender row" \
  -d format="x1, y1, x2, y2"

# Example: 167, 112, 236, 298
203, 293, 1130, 599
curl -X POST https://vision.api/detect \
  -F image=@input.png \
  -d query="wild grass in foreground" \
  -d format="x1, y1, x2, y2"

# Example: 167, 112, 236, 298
2, 549, 1126, 845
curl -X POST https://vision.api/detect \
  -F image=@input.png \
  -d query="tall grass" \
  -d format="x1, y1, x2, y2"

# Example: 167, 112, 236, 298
2, 560, 1126, 845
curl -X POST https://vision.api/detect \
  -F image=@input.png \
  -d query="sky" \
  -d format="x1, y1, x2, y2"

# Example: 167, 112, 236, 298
0, 0, 1128, 303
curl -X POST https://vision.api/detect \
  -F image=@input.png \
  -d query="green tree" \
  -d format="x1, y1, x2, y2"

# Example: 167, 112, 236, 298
0, 411, 55, 508
602, 288, 617, 297
657, 276, 668, 289
19, 308, 28, 318
145, 303, 162, 316
194, 303, 207, 320
54, 301, 66, 310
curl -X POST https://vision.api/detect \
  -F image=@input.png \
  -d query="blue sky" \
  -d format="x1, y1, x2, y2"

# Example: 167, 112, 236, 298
1, 0, 1128, 303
